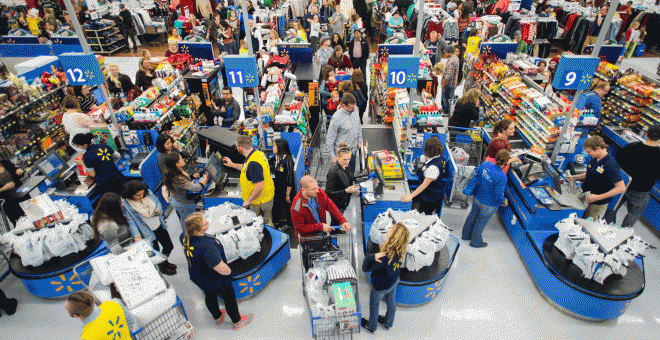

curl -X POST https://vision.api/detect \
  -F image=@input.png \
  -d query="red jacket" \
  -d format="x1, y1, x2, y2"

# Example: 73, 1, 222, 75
291, 188, 347, 240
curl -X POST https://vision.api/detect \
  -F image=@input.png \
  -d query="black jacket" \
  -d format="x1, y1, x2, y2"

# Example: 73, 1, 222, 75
107, 73, 135, 95
448, 102, 479, 128
135, 70, 155, 91
348, 37, 369, 62
120, 9, 134, 30
326, 164, 354, 210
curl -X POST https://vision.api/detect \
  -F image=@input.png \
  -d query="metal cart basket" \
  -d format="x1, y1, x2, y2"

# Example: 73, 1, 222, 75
299, 230, 361, 339
73, 260, 191, 340
445, 127, 484, 208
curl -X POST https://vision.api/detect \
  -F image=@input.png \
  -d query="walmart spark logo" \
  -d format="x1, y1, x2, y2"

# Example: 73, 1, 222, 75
107, 316, 125, 339
584, 47, 593, 54
85, 70, 94, 80
181, 44, 190, 54
380, 46, 389, 57
246, 74, 255, 84
279, 48, 289, 58
482, 45, 492, 55
97, 148, 111, 161
182, 239, 194, 258
408, 73, 417, 84
53, 38, 62, 44
6, 38, 15, 44
238, 274, 261, 294
425, 280, 443, 299
581, 74, 592, 84
51, 273, 82, 293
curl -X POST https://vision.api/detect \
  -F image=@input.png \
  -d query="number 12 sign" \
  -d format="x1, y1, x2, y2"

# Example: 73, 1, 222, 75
58, 53, 105, 86
223, 55, 259, 88
551, 55, 600, 91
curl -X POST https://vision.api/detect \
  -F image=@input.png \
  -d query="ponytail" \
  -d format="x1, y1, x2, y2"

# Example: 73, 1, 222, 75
182, 212, 205, 266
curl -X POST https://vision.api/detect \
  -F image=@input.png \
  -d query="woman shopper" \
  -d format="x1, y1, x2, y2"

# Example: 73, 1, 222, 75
331, 32, 345, 49
135, 57, 156, 91
270, 138, 296, 229
0, 160, 24, 224
485, 119, 521, 173
162, 151, 209, 222
122, 180, 177, 275
61, 95, 92, 151
320, 65, 337, 113
266, 29, 282, 53
326, 144, 360, 212
74, 85, 99, 113
351, 69, 368, 120
91, 192, 136, 254
106, 63, 135, 95
361, 222, 410, 333
449, 88, 481, 128
72, 133, 125, 196
181, 212, 253, 330
328, 45, 353, 71
401, 137, 448, 216
165, 38, 179, 57
156, 133, 190, 175
461, 150, 510, 248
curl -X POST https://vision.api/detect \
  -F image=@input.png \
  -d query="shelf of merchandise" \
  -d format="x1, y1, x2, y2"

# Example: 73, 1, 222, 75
85, 24, 125, 55
2, 84, 67, 120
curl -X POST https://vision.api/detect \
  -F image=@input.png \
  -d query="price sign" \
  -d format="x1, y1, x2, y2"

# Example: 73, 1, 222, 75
223, 55, 259, 88
58, 53, 104, 86
552, 55, 599, 91
387, 55, 420, 89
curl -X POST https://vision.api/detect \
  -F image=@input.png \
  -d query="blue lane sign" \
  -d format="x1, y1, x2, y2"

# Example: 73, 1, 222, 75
552, 55, 600, 91
59, 53, 104, 86
223, 55, 259, 88
387, 55, 420, 89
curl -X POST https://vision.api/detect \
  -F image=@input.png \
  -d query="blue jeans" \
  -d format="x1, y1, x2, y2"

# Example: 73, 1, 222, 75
367, 279, 399, 331
621, 189, 650, 228
170, 197, 197, 226
461, 198, 498, 247
442, 86, 455, 116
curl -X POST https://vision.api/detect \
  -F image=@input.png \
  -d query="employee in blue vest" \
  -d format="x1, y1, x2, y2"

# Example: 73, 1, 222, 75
579, 79, 610, 126
401, 137, 449, 217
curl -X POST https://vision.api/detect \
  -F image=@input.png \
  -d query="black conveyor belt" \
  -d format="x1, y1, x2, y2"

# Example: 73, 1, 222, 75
367, 239, 450, 285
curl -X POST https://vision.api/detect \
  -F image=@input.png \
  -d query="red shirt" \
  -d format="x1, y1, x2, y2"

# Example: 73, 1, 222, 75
290, 188, 347, 240
328, 55, 353, 71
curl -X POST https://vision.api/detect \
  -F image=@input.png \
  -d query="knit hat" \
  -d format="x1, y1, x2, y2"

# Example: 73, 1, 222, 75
550, 56, 560, 65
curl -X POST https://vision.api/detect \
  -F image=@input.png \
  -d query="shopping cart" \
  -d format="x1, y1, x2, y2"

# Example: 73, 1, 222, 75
72, 260, 191, 340
445, 127, 484, 209
0, 199, 13, 282
300, 229, 361, 339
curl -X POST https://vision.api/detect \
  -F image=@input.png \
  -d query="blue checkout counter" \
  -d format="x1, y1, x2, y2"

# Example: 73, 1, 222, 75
360, 125, 460, 306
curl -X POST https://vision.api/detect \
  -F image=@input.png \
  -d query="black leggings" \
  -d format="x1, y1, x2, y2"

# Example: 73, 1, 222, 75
416, 199, 444, 216
151, 226, 174, 257
204, 283, 241, 324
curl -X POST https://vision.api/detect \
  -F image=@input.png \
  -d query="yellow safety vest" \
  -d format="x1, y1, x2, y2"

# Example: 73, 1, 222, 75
240, 149, 275, 205
81, 300, 129, 340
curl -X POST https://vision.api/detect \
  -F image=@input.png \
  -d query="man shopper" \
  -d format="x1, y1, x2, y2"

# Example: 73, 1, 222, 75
442, 46, 460, 116
326, 93, 363, 173
120, 4, 137, 54
218, 87, 241, 126
616, 124, 660, 228
223, 135, 275, 226
291, 176, 351, 240
349, 29, 369, 75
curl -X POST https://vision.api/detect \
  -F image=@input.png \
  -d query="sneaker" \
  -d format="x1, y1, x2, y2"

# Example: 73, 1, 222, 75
377, 315, 391, 330
361, 318, 375, 333
1, 298, 17, 315
163, 260, 178, 270
233, 313, 253, 330
157, 262, 177, 276
215, 310, 226, 326
470, 242, 488, 248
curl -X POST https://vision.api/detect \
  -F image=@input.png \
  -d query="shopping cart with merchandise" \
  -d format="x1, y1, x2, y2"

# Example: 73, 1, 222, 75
299, 228, 361, 339
73, 259, 193, 340
0, 200, 12, 282
445, 127, 484, 209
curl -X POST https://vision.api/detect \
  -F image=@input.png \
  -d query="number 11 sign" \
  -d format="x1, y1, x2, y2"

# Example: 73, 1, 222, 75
551, 55, 600, 91
223, 55, 259, 88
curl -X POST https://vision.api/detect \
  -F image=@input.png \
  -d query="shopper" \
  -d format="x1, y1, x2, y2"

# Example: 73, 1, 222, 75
291, 175, 351, 239
582, 5, 608, 53
61, 95, 91, 151
270, 138, 296, 230
341, 81, 367, 122
122, 180, 177, 275
320, 0, 334, 24
579, 79, 609, 126
293, 20, 307, 42
462, 150, 510, 248
387, 11, 403, 36
316, 36, 333, 67
222, 135, 275, 226
326, 143, 360, 213
120, 4, 137, 54
349, 29, 368, 75
458, 6, 471, 44
361, 221, 409, 333
616, 125, 660, 228
303, 5, 319, 35
208, 13, 222, 50
326, 93, 363, 173
329, 4, 345, 37
331, 32, 346, 50
537, 60, 551, 80
73, 133, 125, 196
566, 136, 625, 220
442, 46, 460, 116
424, 30, 448, 65
485, 119, 521, 173
74, 85, 99, 113
0, 160, 24, 224
181, 212, 253, 330
308, 15, 321, 51
162, 151, 209, 222
135, 57, 156, 91
320, 65, 337, 113
352, 69, 369, 119
219, 20, 236, 54
106, 63, 135, 95
91, 192, 136, 254
401, 136, 449, 215
449, 88, 481, 128
165, 38, 179, 58
0, 288, 18, 317
65, 291, 136, 338
266, 29, 282, 53
156, 134, 190, 175
328, 45, 354, 71
349, 13, 363, 38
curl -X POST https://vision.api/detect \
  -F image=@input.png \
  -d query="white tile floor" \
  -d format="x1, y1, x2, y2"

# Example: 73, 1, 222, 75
2, 194, 660, 339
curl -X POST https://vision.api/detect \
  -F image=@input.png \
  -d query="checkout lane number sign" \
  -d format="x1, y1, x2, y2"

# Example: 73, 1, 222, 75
551, 55, 599, 91
223, 55, 259, 88
387, 55, 420, 89
58, 53, 105, 86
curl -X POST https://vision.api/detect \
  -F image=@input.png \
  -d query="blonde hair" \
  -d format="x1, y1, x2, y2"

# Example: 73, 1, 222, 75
631, 22, 640, 29
380, 222, 410, 265
457, 88, 481, 107
433, 62, 446, 75
182, 212, 205, 266
337, 142, 351, 157
269, 29, 280, 40
106, 63, 121, 88
138, 57, 149, 72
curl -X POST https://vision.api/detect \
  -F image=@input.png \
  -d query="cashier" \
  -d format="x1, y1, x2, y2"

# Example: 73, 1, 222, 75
72, 133, 125, 196
0, 160, 24, 224
135, 57, 156, 91
566, 136, 625, 220
579, 79, 610, 126
291, 175, 351, 240
401, 137, 449, 216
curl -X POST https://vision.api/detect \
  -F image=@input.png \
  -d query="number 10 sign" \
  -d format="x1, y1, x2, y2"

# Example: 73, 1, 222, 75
551, 55, 600, 91
223, 55, 259, 88
387, 55, 420, 89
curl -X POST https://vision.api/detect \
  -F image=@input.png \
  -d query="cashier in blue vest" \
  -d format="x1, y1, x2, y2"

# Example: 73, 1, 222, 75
401, 137, 449, 217
566, 136, 625, 221
578, 80, 610, 127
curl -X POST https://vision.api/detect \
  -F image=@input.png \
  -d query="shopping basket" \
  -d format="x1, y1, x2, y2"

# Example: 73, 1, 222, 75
299, 229, 361, 339
72, 260, 191, 340
445, 127, 484, 209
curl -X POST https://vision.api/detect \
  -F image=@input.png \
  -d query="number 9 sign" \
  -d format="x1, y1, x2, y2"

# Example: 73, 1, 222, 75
551, 55, 599, 91
58, 53, 105, 86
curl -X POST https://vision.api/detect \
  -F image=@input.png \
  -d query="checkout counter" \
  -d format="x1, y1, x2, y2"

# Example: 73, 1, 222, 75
360, 125, 460, 306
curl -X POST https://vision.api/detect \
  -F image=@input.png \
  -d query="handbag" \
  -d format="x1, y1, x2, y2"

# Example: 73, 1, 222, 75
462, 166, 480, 197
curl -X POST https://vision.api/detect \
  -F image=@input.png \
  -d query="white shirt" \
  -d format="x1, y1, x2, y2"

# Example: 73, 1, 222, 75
423, 156, 441, 180
311, 22, 320, 37
62, 112, 91, 151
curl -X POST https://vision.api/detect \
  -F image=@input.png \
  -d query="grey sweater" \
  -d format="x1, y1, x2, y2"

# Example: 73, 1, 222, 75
97, 220, 133, 254
326, 107, 363, 158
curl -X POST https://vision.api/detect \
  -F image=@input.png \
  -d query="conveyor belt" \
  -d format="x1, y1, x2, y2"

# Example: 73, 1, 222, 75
9, 238, 104, 278
362, 124, 397, 153
366, 239, 450, 285
228, 229, 273, 277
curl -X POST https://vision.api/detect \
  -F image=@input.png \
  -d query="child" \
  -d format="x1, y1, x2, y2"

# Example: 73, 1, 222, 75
239, 40, 248, 55
326, 72, 340, 92
326, 91, 340, 116
309, 15, 321, 52
624, 22, 641, 58
293, 20, 307, 42
285, 28, 302, 43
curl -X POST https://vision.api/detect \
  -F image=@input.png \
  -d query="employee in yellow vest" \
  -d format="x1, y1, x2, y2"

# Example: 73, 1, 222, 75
65, 291, 136, 340
223, 135, 275, 226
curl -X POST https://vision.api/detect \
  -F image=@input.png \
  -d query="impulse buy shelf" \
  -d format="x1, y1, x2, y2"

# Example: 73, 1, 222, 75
600, 71, 660, 132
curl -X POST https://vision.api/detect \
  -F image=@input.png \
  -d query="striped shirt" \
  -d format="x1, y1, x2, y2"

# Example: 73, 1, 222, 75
77, 95, 96, 113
